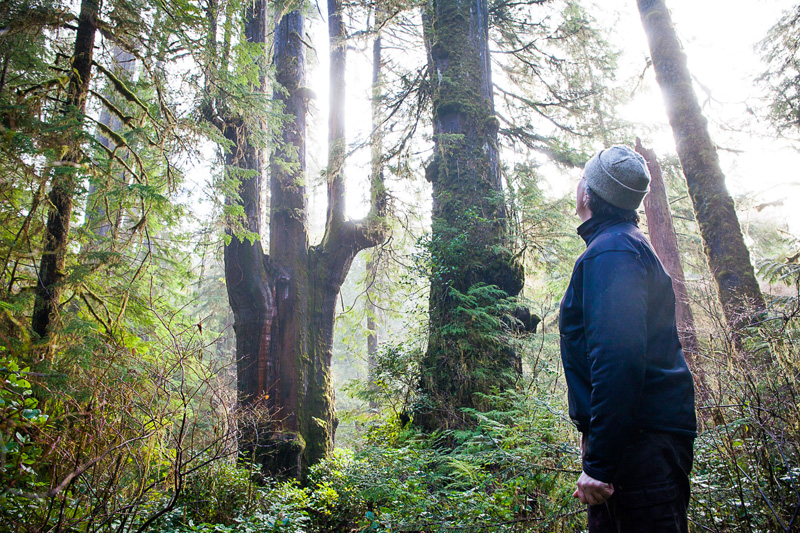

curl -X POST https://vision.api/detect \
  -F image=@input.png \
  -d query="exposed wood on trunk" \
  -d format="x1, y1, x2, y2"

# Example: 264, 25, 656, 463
636, 139, 710, 401
223, 0, 389, 478
635, 139, 698, 360
637, 0, 765, 334
32, 0, 99, 339
418, 0, 525, 431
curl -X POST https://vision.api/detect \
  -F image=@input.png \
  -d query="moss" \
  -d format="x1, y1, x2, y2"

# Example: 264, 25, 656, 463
484, 114, 500, 135
418, 0, 525, 433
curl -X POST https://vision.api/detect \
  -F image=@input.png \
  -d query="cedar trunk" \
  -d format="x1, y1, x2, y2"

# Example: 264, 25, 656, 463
225, 1, 387, 477
222, 0, 303, 477
635, 140, 698, 359
33, 0, 99, 338
637, 0, 765, 330
418, 0, 524, 431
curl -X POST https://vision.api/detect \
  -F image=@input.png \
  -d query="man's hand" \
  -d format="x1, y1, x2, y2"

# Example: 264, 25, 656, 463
573, 472, 614, 506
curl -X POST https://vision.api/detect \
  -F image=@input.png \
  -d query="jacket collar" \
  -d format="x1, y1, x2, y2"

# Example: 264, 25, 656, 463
577, 215, 637, 246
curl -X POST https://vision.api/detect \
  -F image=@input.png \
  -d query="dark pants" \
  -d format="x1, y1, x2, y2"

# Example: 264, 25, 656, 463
584, 431, 694, 533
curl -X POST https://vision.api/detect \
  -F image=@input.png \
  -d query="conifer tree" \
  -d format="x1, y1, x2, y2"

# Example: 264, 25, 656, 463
417, 0, 525, 431
637, 0, 765, 331
216, 0, 389, 476
32, 0, 100, 338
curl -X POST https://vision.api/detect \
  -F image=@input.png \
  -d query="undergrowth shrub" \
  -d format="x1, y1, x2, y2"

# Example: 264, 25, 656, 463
327, 387, 584, 532
686, 259, 800, 532
158, 472, 311, 533
178, 462, 256, 526
0, 350, 50, 525
0, 314, 238, 533
690, 336, 800, 532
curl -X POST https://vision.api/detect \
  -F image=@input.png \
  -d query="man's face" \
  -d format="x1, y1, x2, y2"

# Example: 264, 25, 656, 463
576, 176, 591, 222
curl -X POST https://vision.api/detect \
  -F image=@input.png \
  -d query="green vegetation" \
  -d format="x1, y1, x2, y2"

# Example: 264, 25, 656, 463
1, 0, 800, 531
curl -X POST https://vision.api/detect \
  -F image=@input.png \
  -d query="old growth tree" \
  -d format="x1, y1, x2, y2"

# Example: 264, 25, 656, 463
417, 0, 527, 431
217, 0, 388, 477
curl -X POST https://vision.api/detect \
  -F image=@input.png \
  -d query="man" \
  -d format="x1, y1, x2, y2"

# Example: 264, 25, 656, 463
560, 145, 697, 532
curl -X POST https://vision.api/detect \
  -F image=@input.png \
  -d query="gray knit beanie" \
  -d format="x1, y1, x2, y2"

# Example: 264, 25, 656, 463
583, 145, 651, 210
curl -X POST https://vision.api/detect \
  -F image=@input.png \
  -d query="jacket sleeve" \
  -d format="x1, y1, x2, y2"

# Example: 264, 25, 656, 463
581, 250, 648, 483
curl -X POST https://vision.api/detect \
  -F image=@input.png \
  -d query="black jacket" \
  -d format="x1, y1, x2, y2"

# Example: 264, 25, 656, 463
559, 216, 696, 483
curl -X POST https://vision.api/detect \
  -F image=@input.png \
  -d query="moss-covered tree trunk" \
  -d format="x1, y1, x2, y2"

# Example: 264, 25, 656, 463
637, 0, 765, 330
32, 0, 98, 338
225, 0, 387, 478
366, 13, 384, 410
298, 0, 389, 466
417, 0, 524, 431
221, 0, 301, 477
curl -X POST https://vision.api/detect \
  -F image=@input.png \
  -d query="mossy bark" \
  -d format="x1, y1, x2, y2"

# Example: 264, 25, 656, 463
637, 0, 765, 331
226, 1, 387, 478
417, 0, 525, 431
32, 0, 99, 338
223, 1, 305, 479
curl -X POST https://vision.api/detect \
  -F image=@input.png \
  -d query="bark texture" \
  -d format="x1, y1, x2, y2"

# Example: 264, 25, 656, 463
224, 0, 387, 478
221, 0, 300, 477
366, 10, 384, 410
637, 0, 765, 330
32, 0, 99, 338
636, 139, 698, 360
418, 0, 524, 431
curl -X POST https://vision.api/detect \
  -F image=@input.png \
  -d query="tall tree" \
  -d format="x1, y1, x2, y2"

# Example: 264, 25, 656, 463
637, 0, 765, 331
221, 0, 388, 477
417, 0, 525, 431
19, 1, 185, 341
32, 0, 99, 338
366, 10, 385, 410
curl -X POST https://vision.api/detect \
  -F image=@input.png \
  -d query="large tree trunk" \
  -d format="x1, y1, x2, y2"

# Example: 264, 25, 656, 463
366, 10, 385, 410
418, 0, 524, 431
221, 0, 302, 477
299, 0, 389, 467
267, 5, 311, 473
637, 0, 765, 332
225, 0, 388, 478
33, 0, 99, 338
635, 139, 698, 359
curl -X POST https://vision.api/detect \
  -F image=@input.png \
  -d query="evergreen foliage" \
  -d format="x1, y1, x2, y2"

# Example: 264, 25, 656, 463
758, 4, 800, 137
0, 0, 799, 531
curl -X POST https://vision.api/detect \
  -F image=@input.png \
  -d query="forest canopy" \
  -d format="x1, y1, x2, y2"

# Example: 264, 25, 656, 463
1, 0, 800, 531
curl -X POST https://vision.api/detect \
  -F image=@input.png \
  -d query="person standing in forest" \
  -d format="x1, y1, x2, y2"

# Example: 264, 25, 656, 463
560, 145, 697, 532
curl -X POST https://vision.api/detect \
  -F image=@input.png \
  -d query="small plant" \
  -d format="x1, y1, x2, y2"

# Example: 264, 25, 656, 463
0, 351, 49, 525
